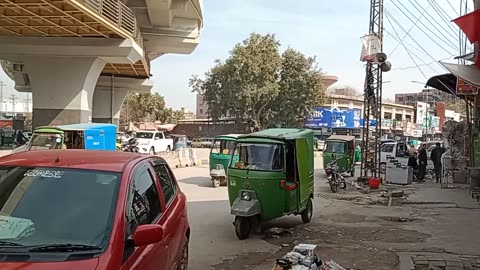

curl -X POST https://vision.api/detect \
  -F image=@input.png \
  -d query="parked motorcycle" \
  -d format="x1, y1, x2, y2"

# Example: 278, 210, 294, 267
325, 159, 347, 193
121, 136, 139, 153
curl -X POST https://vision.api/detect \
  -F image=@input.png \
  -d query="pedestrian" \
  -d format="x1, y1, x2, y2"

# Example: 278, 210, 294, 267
417, 144, 428, 182
430, 142, 446, 183
408, 152, 419, 180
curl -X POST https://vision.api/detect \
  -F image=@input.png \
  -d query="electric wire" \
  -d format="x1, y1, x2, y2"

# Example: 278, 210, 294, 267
446, 0, 460, 16
426, 0, 459, 34
407, 0, 458, 41
388, 3, 429, 57
384, 8, 449, 72
390, 0, 459, 53
385, 11, 428, 78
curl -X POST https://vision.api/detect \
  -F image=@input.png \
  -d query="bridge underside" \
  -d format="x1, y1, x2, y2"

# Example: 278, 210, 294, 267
0, 0, 149, 77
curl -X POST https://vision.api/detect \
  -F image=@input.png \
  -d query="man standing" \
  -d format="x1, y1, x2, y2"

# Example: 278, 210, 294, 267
408, 152, 419, 180
417, 144, 428, 182
431, 142, 446, 183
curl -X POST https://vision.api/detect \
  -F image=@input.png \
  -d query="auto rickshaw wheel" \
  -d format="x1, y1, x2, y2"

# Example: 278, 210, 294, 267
234, 216, 251, 240
301, 197, 313, 224
212, 178, 221, 188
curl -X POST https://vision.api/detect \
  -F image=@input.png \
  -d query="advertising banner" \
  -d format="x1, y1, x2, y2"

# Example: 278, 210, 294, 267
416, 102, 429, 126
305, 108, 361, 128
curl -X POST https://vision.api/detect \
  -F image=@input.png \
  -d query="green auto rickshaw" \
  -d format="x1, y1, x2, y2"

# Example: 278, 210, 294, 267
209, 134, 241, 188
323, 135, 356, 177
228, 128, 314, 240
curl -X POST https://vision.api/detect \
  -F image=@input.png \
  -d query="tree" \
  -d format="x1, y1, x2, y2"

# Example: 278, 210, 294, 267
445, 100, 466, 115
328, 86, 362, 97
190, 33, 327, 130
120, 92, 166, 123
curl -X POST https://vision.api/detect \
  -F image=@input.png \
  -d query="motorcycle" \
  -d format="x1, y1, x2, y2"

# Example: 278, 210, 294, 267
121, 136, 139, 153
325, 159, 347, 193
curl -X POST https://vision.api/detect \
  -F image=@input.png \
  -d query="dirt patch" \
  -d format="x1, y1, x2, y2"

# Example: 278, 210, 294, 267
318, 213, 367, 223
378, 216, 421, 223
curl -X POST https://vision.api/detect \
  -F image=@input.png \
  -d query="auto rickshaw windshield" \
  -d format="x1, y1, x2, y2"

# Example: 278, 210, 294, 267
325, 141, 346, 153
211, 139, 235, 155
29, 134, 62, 150
230, 143, 284, 171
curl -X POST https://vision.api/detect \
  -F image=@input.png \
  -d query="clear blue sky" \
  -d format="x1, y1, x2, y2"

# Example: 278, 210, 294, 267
0, 0, 467, 111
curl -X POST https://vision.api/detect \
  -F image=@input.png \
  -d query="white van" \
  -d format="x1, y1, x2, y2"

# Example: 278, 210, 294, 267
380, 141, 408, 162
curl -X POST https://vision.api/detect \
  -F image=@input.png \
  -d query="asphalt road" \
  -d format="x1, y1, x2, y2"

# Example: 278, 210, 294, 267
174, 151, 325, 269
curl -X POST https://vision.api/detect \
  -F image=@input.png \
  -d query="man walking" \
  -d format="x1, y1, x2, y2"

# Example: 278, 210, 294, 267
417, 144, 428, 182
431, 142, 446, 183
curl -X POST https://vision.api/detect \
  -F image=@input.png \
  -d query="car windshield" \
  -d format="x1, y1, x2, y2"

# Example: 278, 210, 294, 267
231, 143, 284, 171
136, 132, 154, 139
381, 144, 395, 153
211, 139, 236, 155
325, 141, 346, 153
0, 166, 120, 249
28, 134, 63, 150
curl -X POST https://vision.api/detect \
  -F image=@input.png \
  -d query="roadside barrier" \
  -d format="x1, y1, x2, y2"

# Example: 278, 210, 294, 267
158, 148, 209, 169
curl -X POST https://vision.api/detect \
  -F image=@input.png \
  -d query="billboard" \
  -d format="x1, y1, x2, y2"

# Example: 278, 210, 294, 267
305, 108, 361, 128
416, 102, 430, 126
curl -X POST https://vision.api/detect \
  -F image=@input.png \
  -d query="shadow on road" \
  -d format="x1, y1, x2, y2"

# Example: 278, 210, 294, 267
180, 176, 214, 188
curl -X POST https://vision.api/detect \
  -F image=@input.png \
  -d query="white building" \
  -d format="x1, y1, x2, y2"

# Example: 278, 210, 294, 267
0, 96, 32, 115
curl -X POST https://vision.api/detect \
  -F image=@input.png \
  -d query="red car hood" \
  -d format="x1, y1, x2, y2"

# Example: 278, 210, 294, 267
0, 258, 99, 270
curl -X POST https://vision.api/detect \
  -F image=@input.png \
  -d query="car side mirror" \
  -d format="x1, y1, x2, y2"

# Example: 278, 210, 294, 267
133, 224, 164, 247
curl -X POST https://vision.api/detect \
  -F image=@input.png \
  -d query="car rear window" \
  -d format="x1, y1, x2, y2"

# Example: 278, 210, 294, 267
0, 166, 120, 250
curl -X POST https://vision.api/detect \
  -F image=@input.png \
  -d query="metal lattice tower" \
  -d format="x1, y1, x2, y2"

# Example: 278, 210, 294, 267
360, 0, 385, 179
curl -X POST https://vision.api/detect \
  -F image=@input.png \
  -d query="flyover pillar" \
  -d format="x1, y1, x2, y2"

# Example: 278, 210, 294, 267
92, 76, 153, 126
24, 57, 105, 128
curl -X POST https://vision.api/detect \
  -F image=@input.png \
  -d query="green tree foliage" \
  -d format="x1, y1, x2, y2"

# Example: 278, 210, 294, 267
445, 100, 466, 115
120, 92, 186, 124
190, 33, 327, 130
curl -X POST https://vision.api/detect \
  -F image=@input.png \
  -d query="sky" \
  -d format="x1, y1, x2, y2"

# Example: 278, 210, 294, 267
0, 0, 470, 111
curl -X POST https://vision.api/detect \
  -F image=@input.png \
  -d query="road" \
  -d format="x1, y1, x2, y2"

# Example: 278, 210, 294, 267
175, 150, 325, 269
175, 150, 480, 270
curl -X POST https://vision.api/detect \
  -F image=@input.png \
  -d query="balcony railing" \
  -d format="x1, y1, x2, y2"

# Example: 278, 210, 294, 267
82, 0, 143, 48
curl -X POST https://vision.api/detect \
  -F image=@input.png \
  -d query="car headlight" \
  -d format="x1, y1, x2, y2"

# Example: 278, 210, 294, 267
241, 191, 251, 201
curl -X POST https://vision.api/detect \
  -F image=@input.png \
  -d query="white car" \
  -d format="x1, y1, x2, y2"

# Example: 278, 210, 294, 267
136, 131, 173, 155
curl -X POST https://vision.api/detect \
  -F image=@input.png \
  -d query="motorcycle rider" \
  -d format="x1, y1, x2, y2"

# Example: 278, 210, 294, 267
123, 131, 139, 152
15, 130, 28, 146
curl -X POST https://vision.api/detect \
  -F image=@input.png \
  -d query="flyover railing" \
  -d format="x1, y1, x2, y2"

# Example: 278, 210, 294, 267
82, 0, 144, 48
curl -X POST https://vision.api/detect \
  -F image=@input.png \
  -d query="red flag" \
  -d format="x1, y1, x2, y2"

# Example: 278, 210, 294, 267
453, 9, 480, 43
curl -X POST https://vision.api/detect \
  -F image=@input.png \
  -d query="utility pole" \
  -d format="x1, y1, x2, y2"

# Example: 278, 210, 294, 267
10, 94, 16, 116
0, 81, 6, 114
359, 0, 391, 180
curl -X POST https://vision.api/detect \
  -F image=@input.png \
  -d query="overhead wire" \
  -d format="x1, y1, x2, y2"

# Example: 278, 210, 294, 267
388, 3, 429, 57
384, 8, 448, 72
446, 0, 460, 16
426, 0, 459, 34
384, 11, 428, 78
390, 0, 459, 53
407, 0, 458, 41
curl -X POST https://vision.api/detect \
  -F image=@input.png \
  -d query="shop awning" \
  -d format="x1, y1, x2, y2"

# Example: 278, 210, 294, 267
440, 62, 480, 86
425, 73, 461, 98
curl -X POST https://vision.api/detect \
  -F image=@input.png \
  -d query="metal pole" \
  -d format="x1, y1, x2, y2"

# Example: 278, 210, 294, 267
0, 81, 6, 114
360, 0, 385, 180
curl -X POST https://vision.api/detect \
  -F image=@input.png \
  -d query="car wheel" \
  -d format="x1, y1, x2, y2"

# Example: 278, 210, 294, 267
149, 147, 155, 155
177, 237, 188, 270
234, 216, 250, 240
301, 197, 313, 224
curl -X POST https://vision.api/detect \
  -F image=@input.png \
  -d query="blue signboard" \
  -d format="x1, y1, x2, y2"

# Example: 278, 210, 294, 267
305, 108, 362, 128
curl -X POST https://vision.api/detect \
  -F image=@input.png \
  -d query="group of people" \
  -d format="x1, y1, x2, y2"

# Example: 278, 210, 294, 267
407, 142, 446, 183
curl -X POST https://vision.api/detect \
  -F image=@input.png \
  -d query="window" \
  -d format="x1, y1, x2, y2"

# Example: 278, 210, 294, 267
231, 143, 284, 171
154, 133, 163, 140
0, 167, 120, 248
325, 141, 345, 153
136, 132, 154, 139
211, 139, 235, 155
126, 165, 161, 236
153, 164, 176, 205
381, 144, 394, 153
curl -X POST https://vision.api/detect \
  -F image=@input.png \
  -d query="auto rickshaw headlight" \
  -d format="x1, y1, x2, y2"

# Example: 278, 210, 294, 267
241, 191, 251, 201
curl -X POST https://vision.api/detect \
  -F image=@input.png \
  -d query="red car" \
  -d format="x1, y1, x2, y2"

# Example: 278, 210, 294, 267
0, 150, 189, 270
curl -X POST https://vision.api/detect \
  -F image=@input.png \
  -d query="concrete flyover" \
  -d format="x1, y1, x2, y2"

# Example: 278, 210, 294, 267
0, 0, 203, 127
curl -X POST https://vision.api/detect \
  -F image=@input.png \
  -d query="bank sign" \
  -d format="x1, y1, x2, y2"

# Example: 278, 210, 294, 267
305, 108, 361, 128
